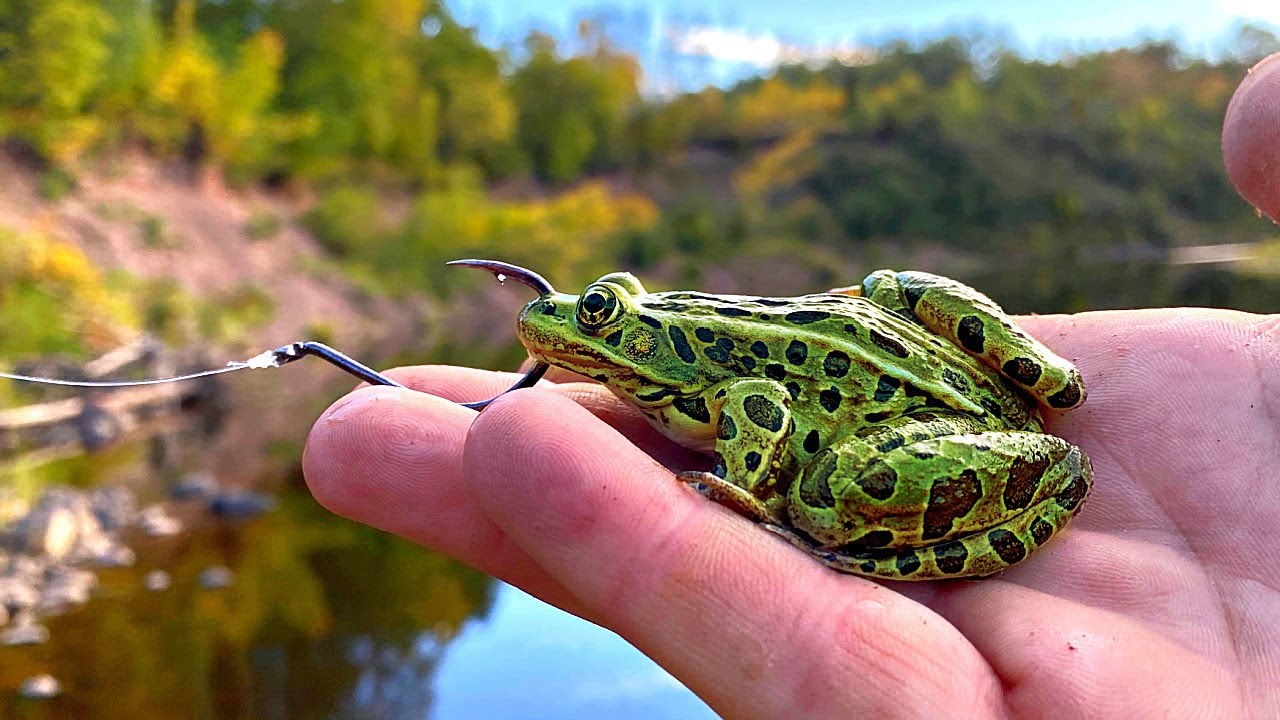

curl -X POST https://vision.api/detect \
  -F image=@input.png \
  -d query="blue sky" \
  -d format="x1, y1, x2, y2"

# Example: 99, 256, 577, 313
450, 0, 1280, 88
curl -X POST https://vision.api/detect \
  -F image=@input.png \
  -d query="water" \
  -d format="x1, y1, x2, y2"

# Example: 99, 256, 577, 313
1, 254, 1277, 719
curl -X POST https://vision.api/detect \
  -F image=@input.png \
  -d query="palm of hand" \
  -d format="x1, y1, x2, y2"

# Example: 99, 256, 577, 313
304, 309, 1280, 719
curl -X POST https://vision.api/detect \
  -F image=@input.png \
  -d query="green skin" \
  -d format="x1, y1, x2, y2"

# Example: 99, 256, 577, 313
515, 269, 1092, 580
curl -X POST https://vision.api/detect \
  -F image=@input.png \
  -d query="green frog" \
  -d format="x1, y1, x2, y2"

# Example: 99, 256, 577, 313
514, 268, 1092, 580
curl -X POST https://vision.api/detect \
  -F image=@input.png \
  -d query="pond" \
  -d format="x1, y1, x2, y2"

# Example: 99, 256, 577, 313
1, 254, 1277, 719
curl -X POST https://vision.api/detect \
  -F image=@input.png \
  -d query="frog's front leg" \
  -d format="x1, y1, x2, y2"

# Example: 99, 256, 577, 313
676, 378, 793, 526
785, 423, 1092, 580
837, 270, 1085, 410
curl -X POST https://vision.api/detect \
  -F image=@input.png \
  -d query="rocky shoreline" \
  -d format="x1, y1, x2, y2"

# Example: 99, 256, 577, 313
0, 479, 276, 648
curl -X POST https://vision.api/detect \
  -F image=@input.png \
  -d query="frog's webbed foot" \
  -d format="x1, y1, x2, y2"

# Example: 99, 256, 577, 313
677, 471, 780, 525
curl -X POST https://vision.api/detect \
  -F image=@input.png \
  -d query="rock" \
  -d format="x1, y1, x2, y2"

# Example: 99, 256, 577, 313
208, 491, 277, 518
13, 488, 110, 561
198, 565, 234, 590
27, 507, 78, 561
0, 487, 28, 527
0, 572, 40, 614
89, 487, 136, 532
137, 505, 182, 537
18, 674, 60, 699
170, 472, 219, 501
143, 570, 171, 592
37, 567, 96, 614
1, 618, 49, 646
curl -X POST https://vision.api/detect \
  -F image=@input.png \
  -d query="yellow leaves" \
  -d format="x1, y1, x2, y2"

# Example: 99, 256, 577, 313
735, 77, 846, 137
860, 69, 928, 126
735, 130, 818, 203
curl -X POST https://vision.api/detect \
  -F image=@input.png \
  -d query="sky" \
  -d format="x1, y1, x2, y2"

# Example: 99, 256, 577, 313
449, 0, 1280, 89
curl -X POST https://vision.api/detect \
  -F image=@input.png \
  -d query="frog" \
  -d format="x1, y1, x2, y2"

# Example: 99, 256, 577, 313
512, 268, 1092, 580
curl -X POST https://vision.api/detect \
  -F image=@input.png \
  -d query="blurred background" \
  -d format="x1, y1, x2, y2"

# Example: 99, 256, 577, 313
0, 0, 1277, 718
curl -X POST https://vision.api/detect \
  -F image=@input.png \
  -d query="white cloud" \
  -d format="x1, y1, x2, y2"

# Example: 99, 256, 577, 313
671, 25, 873, 68
1221, 0, 1280, 22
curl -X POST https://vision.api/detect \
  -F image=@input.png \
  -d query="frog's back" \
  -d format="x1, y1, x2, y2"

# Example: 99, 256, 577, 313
636, 291, 1034, 431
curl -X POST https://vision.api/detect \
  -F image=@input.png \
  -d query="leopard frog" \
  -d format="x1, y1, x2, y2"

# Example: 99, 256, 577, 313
514, 268, 1092, 580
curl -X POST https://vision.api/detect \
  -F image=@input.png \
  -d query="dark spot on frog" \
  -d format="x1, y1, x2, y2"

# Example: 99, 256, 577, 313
988, 528, 1026, 564
592, 373, 608, 382
754, 298, 791, 307
819, 388, 842, 412
859, 560, 877, 573
540, 302, 558, 316
785, 340, 808, 365
704, 337, 736, 363
739, 355, 757, 370
1003, 357, 1042, 387
715, 388, 726, 399
979, 397, 1004, 419
668, 326, 696, 363
957, 315, 985, 353
1054, 474, 1088, 511
785, 381, 801, 400
942, 368, 970, 392
765, 363, 786, 381
1047, 382, 1083, 409
854, 461, 897, 500
864, 411, 892, 423
923, 469, 982, 540
1029, 516, 1053, 545
873, 375, 900, 402
913, 450, 935, 460
638, 314, 663, 329
637, 388, 674, 402
714, 306, 752, 317
750, 341, 770, 359
875, 434, 904, 453
604, 330, 623, 347
869, 329, 910, 358
717, 413, 737, 440
903, 284, 925, 310
785, 310, 830, 324
695, 327, 715, 342
933, 541, 968, 574
803, 429, 820, 453
744, 451, 762, 472
743, 394, 785, 432
673, 396, 711, 423
895, 550, 921, 576
841, 529, 893, 550
798, 449, 837, 509
1003, 455, 1048, 510
823, 351, 851, 378
843, 323, 858, 335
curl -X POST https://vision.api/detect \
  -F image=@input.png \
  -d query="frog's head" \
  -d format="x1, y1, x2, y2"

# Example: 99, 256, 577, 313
517, 271, 701, 398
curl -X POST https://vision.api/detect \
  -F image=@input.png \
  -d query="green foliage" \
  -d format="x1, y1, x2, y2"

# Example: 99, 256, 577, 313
38, 166, 77, 200
302, 185, 383, 257
244, 209, 282, 240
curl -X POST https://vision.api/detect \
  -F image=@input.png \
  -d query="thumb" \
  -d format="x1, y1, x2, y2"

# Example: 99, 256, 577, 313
1224, 52, 1280, 223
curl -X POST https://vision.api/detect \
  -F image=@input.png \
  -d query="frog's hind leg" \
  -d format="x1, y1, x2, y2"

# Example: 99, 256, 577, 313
839, 460, 1090, 581
842, 270, 1085, 410
786, 427, 1092, 580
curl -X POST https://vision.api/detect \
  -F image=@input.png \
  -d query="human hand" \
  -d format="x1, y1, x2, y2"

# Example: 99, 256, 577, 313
303, 52, 1280, 719
302, 308, 1279, 719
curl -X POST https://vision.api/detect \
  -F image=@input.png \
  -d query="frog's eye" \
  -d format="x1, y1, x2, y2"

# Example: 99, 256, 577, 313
576, 285, 621, 330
